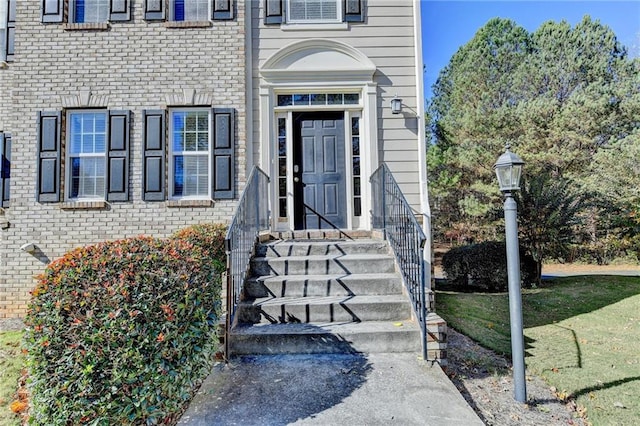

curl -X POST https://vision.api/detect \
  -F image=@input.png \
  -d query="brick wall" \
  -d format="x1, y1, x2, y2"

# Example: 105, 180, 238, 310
0, 2, 246, 317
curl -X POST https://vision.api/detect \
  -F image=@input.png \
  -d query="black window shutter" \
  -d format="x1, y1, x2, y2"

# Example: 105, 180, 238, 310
142, 110, 166, 201
0, 133, 9, 208
41, 0, 64, 23
212, 108, 235, 199
109, 0, 131, 21
213, 0, 233, 20
144, 0, 165, 20
107, 110, 130, 201
344, 0, 364, 22
6, 0, 15, 61
37, 111, 62, 203
264, 0, 283, 25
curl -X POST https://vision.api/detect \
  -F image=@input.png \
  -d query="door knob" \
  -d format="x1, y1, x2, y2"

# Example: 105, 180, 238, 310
294, 177, 300, 183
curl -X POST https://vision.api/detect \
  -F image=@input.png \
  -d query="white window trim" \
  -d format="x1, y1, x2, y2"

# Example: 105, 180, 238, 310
169, 0, 211, 22
286, 0, 343, 24
65, 110, 108, 202
168, 108, 212, 200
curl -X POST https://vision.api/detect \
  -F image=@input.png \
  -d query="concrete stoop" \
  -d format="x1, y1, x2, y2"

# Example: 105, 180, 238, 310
228, 231, 447, 363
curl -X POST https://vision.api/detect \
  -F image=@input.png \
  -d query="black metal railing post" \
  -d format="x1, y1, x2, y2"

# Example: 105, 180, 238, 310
370, 164, 429, 360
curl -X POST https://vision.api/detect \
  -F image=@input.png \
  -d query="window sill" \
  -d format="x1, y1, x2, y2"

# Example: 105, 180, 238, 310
60, 201, 107, 210
280, 22, 348, 31
166, 199, 214, 208
164, 21, 212, 29
64, 22, 110, 31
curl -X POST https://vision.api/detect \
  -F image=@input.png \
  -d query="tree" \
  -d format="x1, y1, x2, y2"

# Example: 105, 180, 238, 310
428, 16, 640, 262
517, 173, 585, 283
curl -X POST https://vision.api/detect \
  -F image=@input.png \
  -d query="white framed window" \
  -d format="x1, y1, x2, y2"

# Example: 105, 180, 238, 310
71, 0, 109, 23
170, 109, 211, 198
287, 0, 341, 23
66, 111, 107, 200
171, 0, 210, 21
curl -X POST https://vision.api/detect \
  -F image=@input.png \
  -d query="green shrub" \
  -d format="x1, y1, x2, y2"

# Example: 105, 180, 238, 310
171, 223, 227, 273
442, 241, 537, 292
23, 236, 222, 425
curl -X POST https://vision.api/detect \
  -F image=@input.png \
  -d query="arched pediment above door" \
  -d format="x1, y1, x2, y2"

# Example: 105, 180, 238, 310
260, 39, 376, 83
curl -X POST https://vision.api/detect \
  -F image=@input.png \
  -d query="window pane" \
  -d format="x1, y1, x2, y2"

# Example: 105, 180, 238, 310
277, 95, 293, 107
70, 156, 105, 199
75, 0, 109, 23
344, 94, 359, 104
173, 110, 208, 152
352, 137, 360, 156
310, 94, 326, 105
351, 117, 360, 135
174, 155, 208, 197
279, 158, 287, 177
353, 157, 360, 175
327, 94, 343, 105
289, 0, 338, 21
176, 0, 209, 21
354, 177, 361, 196
293, 94, 309, 105
279, 199, 287, 218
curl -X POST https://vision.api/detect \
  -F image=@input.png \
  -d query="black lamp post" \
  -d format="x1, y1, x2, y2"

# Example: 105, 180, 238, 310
494, 144, 527, 403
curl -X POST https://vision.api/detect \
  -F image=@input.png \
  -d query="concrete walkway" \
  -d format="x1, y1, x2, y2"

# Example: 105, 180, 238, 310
178, 353, 483, 426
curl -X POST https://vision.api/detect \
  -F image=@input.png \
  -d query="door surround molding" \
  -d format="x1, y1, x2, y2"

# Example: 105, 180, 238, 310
259, 39, 378, 231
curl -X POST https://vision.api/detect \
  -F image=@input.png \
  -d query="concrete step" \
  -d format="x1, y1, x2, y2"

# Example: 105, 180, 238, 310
267, 230, 375, 241
256, 239, 390, 258
230, 321, 422, 355
251, 254, 396, 276
236, 295, 412, 324
244, 273, 403, 298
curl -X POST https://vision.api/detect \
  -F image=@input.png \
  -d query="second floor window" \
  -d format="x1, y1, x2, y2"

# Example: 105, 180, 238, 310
72, 0, 109, 23
172, 0, 209, 21
288, 0, 340, 23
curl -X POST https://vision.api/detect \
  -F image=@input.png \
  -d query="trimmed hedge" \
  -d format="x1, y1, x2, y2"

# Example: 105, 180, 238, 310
442, 241, 537, 292
24, 234, 223, 425
171, 223, 227, 273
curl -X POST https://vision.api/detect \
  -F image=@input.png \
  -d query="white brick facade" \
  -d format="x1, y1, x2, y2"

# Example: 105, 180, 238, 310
0, 1, 246, 317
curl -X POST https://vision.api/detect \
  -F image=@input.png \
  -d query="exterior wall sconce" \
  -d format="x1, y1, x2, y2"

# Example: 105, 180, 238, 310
21, 243, 37, 254
390, 95, 402, 114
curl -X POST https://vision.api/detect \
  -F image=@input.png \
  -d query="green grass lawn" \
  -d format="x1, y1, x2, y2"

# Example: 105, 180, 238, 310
436, 275, 640, 426
0, 331, 24, 426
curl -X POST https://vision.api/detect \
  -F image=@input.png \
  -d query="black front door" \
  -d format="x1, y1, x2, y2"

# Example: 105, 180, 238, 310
293, 112, 347, 230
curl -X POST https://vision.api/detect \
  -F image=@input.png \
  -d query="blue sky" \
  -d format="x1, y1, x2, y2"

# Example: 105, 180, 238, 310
421, 0, 640, 100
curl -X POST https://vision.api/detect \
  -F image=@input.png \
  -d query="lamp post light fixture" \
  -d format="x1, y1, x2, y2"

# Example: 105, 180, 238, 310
494, 144, 527, 403
390, 94, 402, 114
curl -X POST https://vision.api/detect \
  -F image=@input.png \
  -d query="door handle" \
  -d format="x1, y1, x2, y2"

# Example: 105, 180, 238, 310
294, 177, 300, 183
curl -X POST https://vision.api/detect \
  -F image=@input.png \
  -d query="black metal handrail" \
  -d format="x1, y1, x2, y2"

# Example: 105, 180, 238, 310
224, 167, 270, 359
371, 163, 428, 360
